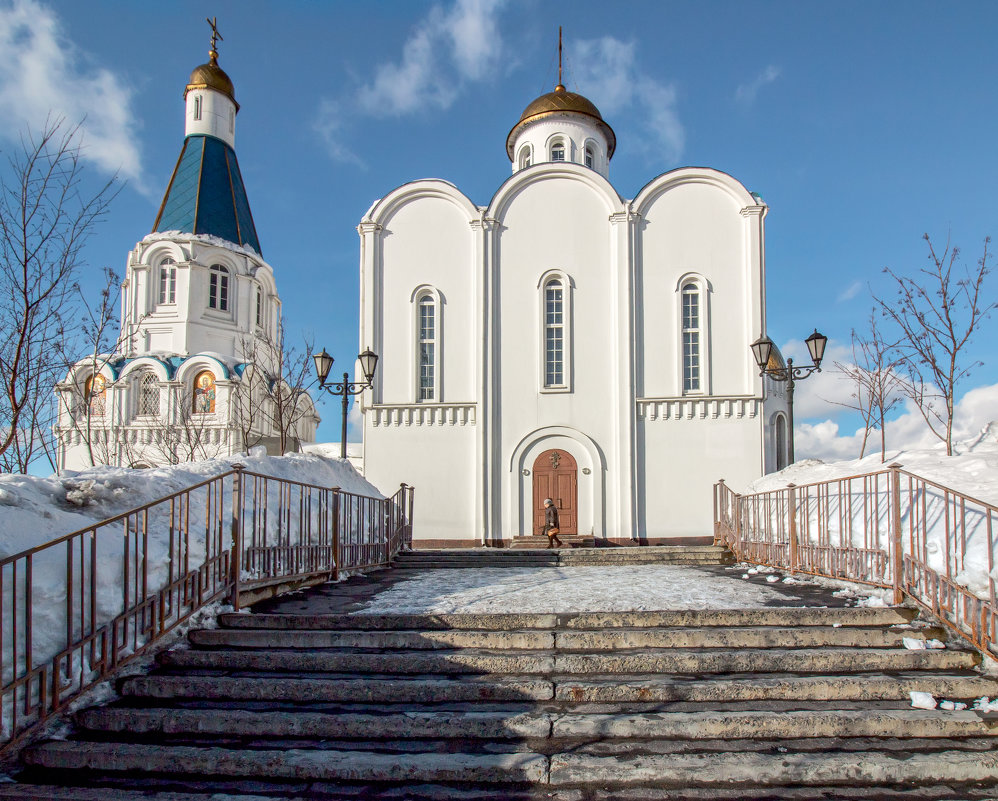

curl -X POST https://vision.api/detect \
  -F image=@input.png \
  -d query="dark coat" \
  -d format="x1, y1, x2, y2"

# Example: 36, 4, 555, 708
545, 504, 559, 528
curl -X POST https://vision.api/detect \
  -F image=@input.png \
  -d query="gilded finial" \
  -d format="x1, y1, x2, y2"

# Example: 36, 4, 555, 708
206, 16, 223, 64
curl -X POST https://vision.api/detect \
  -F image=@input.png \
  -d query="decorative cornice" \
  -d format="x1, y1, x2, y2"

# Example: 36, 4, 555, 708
608, 210, 638, 225
636, 396, 760, 421
357, 221, 383, 235
369, 403, 476, 427
739, 204, 767, 218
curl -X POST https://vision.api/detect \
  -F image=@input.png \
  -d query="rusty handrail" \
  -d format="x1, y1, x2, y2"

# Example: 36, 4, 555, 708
714, 465, 998, 655
0, 466, 414, 750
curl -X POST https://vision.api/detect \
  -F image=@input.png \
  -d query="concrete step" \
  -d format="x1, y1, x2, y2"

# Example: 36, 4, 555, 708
189, 624, 941, 651
24, 741, 998, 788
216, 606, 918, 631
75, 706, 998, 742
188, 628, 556, 650
120, 671, 998, 706
24, 742, 549, 784
157, 646, 978, 675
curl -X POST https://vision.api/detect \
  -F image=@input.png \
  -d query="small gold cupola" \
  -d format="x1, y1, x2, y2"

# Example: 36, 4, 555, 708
184, 17, 239, 111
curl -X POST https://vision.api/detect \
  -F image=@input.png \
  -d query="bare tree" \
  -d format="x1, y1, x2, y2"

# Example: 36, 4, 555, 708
832, 310, 905, 461
0, 119, 118, 470
874, 234, 997, 455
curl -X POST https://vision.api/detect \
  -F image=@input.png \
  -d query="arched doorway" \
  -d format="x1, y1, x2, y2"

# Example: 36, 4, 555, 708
532, 449, 578, 535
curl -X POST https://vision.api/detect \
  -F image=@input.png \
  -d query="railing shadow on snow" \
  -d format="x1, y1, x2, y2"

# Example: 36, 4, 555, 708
714, 463, 997, 657
0, 464, 413, 751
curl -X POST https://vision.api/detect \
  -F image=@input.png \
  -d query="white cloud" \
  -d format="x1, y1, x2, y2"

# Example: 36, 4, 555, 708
0, 0, 144, 188
837, 280, 863, 302
735, 64, 781, 106
569, 37, 684, 164
356, 0, 506, 118
796, 382, 998, 462
314, 99, 365, 168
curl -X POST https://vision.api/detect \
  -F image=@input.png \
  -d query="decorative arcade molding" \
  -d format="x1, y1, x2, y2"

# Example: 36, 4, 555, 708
370, 403, 477, 427
637, 396, 760, 421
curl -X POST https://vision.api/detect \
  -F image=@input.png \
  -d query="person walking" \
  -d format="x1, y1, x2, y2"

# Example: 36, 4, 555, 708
543, 498, 564, 548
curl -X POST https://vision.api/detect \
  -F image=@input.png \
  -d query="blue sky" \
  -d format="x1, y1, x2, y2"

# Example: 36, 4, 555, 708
2, 0, 996, 456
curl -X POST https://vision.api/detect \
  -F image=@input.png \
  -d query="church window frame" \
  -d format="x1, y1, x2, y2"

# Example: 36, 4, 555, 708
518, 144, 533, 170
584, 143, 596, 170
255, 285, 263, 328
208, 264, 231, 312
676, 274, 711, 395
411, 287, 442, 403
136, 371, 161, 417
193, 95, 202, 121
158, 257, 177, 305
192, 370, 217, 414
550, 140, 566, 162
774, 412, 789, 471
538, 270, 574, 393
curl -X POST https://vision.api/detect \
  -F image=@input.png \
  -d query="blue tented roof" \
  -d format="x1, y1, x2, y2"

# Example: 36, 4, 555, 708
152, 135, 261, 255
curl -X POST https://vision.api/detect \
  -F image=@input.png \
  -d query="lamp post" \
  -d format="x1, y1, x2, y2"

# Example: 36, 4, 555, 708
750, 329, 828, 465
313, 347, 379, 460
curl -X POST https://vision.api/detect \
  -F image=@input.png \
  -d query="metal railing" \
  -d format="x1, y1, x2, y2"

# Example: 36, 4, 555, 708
0, 465, 413, 750
715, 463, 997, 655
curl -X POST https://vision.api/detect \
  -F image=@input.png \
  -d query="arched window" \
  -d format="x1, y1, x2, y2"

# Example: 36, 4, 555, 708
585, 146, 595, 169
551, 141, 566, 162
137, 371, 160, 416
775, 414, 788, 471
518, 145, 532, 170
682, 282, 702, 393
158, 258, 177, 305
544, 278, 565, 387
209, 265, 230, 311
255, 286, 263, 327
84, 374, 106, 416
417, 295, 436, 401
193, 371, 216, 413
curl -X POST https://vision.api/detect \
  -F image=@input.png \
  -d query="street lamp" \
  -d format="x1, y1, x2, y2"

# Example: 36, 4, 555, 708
750, 329, 828, 465
313, 347, 379, 459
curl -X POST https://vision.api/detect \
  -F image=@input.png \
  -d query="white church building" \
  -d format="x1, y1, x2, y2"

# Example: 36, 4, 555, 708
359, 78, 790, 547
56, 32, 318, 471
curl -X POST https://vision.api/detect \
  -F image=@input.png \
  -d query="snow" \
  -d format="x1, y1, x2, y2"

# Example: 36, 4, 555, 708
735, 423, 998, 600
142, 231, 262, 258
910, 691, 937, 710
354, 565, 811, 614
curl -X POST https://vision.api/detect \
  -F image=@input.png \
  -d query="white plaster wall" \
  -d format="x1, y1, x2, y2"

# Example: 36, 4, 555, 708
638, 414, 762, 538
377, 195, 476, 404
363, 423, 476, 541
637, 180, 753, 399
185, 89, 236, 148
493, 173, 621, 537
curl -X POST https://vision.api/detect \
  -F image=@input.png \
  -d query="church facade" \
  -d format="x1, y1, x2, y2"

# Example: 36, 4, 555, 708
359, 81, 789, 546
55, 33, 317, 471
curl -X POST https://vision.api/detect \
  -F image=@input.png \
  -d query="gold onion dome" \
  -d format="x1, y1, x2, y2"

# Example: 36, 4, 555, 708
185, 49, 239, 110
506, 83, 616, 160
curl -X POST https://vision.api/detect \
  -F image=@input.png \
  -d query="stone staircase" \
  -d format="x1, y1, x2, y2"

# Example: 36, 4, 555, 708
5, 605, 998, 799
393, 544, 734, 568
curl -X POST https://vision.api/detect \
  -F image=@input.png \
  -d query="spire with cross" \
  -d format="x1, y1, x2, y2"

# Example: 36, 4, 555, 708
206, 16, 223, 64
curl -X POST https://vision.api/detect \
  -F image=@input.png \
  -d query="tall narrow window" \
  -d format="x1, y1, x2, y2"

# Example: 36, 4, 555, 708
682, 282, 701, 393
518, 145, 532, 170
255, 286, 263, 326
229, 107, 235, 133
193, 371, 216, 413
137, 372, 160, 416
551, 142, 565, 162
193, 95, 202, 121
544, 279, 565, 387
209, 265, 230, 311
158, 258, 177, 304
418, 296, 436, 401
585, 146, 595, 169
775, 415, 788, 471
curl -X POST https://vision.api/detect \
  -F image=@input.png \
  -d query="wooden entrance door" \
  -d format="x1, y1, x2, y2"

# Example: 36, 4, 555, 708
532, 449, 578, 535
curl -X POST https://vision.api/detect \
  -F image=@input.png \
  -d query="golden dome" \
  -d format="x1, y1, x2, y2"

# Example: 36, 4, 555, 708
184, 50, 239, 110
506, 84, 616, 160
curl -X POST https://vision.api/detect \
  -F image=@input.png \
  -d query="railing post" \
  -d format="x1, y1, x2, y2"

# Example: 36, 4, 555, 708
229, 465, 245, 611
787, 483, 798, 572
889, 462, 904, 605
332, 487, 341, 582
713, 480, 724, 545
